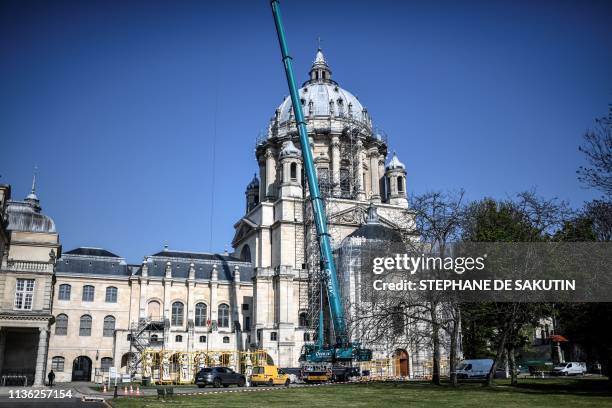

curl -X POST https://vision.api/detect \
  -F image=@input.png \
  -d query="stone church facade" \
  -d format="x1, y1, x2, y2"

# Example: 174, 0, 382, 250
0, 50, 432, 384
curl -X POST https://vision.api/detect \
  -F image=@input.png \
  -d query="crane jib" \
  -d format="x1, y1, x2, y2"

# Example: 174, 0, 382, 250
270, 0, 347, 344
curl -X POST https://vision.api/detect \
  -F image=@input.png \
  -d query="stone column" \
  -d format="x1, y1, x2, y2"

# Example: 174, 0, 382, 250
378, 156, 386, 202
258, 159, 266, 203
265, 148, 276, 201
33, 328, 48, 386
331, 135, 340, 196
368, 148, 380, 202
355, 140, 366, 201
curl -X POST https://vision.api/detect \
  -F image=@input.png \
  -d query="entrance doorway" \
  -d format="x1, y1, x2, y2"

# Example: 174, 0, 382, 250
394, 349, 409, 377
72, 356, 92, 381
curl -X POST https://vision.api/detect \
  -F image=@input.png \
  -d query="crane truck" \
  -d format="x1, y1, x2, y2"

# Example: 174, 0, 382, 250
270, 0, 373, 382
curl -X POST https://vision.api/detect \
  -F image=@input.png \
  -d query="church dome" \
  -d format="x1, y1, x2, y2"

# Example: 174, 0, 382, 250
275, 49, 369, 126
386, 152, 406, 171
6, 201, 56, 233
246, 174, 259, 190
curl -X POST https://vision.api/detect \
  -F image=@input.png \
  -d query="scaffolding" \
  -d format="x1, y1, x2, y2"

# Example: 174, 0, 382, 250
127, 317, 167, 378
139, 349, 272, 385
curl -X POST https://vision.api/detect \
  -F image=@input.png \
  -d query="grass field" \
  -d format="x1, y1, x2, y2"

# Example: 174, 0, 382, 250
109, 378, 612, 408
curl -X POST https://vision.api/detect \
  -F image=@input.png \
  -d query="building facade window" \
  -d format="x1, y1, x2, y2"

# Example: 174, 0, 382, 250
171, 302, 184, 326
175, 335, 183, 342
304, 333, 311, 342
397, 176, 404, 193
270, 332, 278, 341
51, 356, 65, 372
101, 357, 113, 372
218, 304, 230, 328
148, 300, 161, 320
290, 162, 297, 181
103, 316, 116, 337
299, 312, 308, 327
195, 303, 207, 327
199, 335, 207, 343
244, 316, 251, 331
223, 336, 230, 344
242, 303, 249, 311
79, 315, 92, 336
55, 314, 68, 335
14, 278, 35, 310
105, 287, 118, 303
151, 334, 158, 343
82, 285, 95, 302
58, 284, 71, 301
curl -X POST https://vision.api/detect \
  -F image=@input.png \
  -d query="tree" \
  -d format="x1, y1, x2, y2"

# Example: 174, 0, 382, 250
462, 192, 568, 386
577, 106, 612, 197
409, 190, 466, 386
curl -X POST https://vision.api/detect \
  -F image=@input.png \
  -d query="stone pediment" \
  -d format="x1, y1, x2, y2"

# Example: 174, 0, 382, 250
232, 218, 258, 246
328, 205, 400, 229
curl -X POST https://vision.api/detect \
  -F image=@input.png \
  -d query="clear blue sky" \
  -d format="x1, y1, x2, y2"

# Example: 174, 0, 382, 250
1, 0, 611, 262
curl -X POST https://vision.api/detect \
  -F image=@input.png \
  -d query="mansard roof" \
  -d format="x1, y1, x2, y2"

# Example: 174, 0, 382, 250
56, 247, 254, 282
64, 247, 121, 258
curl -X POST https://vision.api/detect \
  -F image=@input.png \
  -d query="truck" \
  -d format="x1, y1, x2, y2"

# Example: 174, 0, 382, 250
552, 362, 587, 376
455, 359, 494, 379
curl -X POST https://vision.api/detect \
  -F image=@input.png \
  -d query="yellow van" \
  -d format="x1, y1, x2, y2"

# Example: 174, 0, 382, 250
250, 365, 290, 387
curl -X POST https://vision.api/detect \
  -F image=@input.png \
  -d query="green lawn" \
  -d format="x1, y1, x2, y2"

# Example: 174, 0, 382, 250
109, 378, 612, 408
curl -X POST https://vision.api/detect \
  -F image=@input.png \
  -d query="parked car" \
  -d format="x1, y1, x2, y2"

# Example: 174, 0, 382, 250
195, 367, 246, 388
250, 365, 290, 386
552, 362, 586, 376
455, 359, 493, 379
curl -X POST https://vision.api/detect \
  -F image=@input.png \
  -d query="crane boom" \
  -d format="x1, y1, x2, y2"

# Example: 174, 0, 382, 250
270, 0, 347, 345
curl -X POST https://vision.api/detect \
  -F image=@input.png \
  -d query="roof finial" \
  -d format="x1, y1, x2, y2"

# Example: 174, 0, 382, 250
317, 36, 322, 51
31, 165, 38, 194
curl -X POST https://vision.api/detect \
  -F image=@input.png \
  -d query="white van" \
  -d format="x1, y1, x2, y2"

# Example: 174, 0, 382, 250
553, 362, 586, 376
455, 359, 493, 379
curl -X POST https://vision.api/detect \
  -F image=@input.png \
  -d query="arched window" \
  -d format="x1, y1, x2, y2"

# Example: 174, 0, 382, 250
79, 315, 92, 336
148, 300, 161, 320
151, 334, 159, 343
298, 312, 308, 327
171, 302, 184, 326
82, 285, 95, 302
175, 335, 183, 342
218, 304, 230, 328
240, 246, 251, 263
223, 336, 230, 344
195, 303, 207, 327
103, 316, 116, 337
58, 284, 71, 300
290, 163, 297, 181
101, 357, 113, 372
105, 287, 118, 303
397, 176, 404, 193
55, 314, 68, 335
51, 356, 65, 372
270, 332, 278, 341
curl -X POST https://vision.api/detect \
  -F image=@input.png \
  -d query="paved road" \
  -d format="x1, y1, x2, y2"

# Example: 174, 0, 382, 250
0, 396, 105, 407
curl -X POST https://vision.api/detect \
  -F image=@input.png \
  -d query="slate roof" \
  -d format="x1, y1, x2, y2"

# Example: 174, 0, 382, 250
56, 247, 254, 282
64, 247, 121, 258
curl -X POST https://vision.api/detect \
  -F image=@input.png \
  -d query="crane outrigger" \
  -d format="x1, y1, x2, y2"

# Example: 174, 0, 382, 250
270, 0, 372, 377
